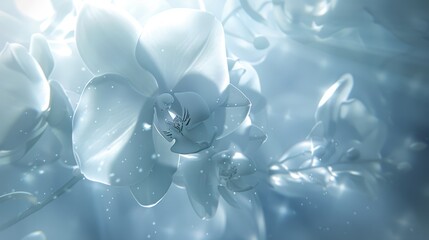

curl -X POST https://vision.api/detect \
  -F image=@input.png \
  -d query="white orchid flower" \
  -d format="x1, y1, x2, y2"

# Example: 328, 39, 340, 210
270, 74, 387, 197
0, 33, 73, 167
72, 4, 251, 208
176, 119, 266, 219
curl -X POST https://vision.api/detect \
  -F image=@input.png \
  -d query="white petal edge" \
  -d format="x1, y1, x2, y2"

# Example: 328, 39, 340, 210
30, 33, 54, 78
181, 153, 219, 219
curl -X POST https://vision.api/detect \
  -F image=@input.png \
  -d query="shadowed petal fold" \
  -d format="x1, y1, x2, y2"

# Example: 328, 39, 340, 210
29, 33, 54, 78
181, 153, 219, 219
0, 43, 50, 162
214, 84, 251, 139
136, 9, 229, 108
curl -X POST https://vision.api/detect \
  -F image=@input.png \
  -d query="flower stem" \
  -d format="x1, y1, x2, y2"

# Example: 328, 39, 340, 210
0, 174, 83, 231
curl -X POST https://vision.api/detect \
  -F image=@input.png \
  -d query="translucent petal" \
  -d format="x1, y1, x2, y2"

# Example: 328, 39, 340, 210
181, 153, 219, 219
130, 125, 179, 207
278, 140, 327, 170
171, 123, 216, 154
29, 33, 54, 78
213, 150, 255, 177
315, 74, 353, 136
227, 177, 255, 192
0, 10, 34, 46
73, 74, 155, 186
172, 170, 186, 189
47, 80, 73, 130
269, 172, 329, 197
215, 84, 251, 139
136, 9, 229, 108
14, 126, 61, 167
353, 126, 386, 160
170, 135, 211, 154
75, 3, 158, 97
339, 99, 379, 138
229, 60, 266, 114
229, 124, 267, 154
307, 121, 325, 139
218, 185, 239, 208
0, 43, 50, 154
130, 163, 175, 207
174, 92, 210, 129
47, 80, 75, 166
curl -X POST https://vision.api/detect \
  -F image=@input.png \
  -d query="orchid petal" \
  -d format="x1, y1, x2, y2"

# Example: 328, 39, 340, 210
14, 127, 61, 167
181, 153, 219, 219
218, 185, 239, 208
130, 125, 179, 207
339, 99, 379, 138
213, 150, 255, 177
171, 123, 216, 154
230, 124, 267, 154
227, 178, 254, 192
47, 81, 73, 130
136, 9, 229, 108
75, 3, 158, 97
315, 74, 353, 137
29, 33, 54, 78
73, 74, 155, 186
47, 80, 75, 166
0, 43, 50, 157
173, 92, 210, 129
215, 84, 251, 139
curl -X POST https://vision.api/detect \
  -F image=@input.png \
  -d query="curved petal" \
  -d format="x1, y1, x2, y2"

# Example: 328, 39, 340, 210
73, 74, 155, 186
181, 153, 219, 219
213, 150, 255, 177
136, 9, 229, 108
47, 81, 73, 130
14, 126, 61, 167
228, 123, 267, 154
227, 177, 255, 192
315, 74, 353, 137
47, 80, 75, 166
171, 128, 214, 154
214, 84, 251, 139
0, 43, 50, 154
218, 185, 239, 208
339, 99, 379, 138
153, 91, 216, 154
230, 61, 266, 113
29, 33, 54, 78
130, 125, 179, 207
173, 92, 210, 129
172, 165, 186, 189
130, 163, 175, 207
75, 3, 157, 97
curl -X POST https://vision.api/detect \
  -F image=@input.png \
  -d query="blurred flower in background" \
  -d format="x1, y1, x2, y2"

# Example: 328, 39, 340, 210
0, 0, 429, 240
